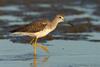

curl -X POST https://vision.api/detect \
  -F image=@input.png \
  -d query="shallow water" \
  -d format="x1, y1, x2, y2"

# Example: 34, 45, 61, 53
0, 1, 100, 67
0, 39, 100, 67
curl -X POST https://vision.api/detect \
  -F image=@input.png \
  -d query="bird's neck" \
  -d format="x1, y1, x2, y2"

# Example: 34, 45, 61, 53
50, 19, 59, 29
52, 18, 59, 25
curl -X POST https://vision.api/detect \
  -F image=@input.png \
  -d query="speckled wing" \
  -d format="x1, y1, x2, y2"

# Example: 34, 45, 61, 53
10, 19, 48, 33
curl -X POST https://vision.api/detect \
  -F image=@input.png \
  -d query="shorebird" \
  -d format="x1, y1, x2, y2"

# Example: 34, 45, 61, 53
10, 14, 65, 55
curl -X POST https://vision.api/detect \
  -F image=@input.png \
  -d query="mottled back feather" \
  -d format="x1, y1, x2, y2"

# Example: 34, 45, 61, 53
10, 19, 48, 33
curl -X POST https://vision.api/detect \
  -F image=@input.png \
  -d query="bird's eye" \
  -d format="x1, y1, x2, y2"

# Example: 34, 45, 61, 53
59, 16, 62, 18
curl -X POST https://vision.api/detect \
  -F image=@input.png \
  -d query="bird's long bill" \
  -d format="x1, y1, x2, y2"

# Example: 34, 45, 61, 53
66, 22, 73, 26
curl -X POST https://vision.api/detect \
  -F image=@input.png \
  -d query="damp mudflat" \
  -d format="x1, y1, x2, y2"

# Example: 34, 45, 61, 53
0, 0, 100, 67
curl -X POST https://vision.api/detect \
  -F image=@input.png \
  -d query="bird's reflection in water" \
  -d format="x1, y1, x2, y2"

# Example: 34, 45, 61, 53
31, 55, 48, 67
30, 54, 48, 67
30, 43, 49, 67
33, 55, 37, 67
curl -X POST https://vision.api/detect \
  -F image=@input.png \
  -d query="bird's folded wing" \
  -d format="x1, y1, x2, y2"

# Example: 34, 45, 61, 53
10, 20, 48, 33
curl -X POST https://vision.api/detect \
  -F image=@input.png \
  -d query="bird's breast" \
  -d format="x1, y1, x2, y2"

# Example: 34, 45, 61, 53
34, 29, 52, 38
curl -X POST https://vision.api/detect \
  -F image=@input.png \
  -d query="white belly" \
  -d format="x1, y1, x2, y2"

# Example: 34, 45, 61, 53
34, 29, 52, 38
12, 29, 52, 38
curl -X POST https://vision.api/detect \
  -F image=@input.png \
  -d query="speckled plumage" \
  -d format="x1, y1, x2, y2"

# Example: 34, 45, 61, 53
10, 19, 48, 33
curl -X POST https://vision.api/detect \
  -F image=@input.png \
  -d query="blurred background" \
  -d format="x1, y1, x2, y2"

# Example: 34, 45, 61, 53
0, 0, 100, 67
0, 0, 100, 40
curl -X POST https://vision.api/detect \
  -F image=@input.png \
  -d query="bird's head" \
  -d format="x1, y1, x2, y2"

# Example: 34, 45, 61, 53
54, 14, 73, 26
54, 14, 64, 23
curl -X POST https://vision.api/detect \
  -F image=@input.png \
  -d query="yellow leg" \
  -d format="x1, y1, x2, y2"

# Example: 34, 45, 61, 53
30, 38, 35, 44
34, 46, 37, 56
32, 37, 38, 56
32, 38, 48, 55
34, 38, 38, 47
37, 44, 48, 52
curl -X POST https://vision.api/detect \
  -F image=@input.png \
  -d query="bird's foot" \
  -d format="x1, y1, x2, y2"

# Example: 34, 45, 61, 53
37, 43, 48, 52
32, 43, 48, 52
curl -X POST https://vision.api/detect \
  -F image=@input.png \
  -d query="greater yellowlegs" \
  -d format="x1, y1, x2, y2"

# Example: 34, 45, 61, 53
10, 14, 65, 55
